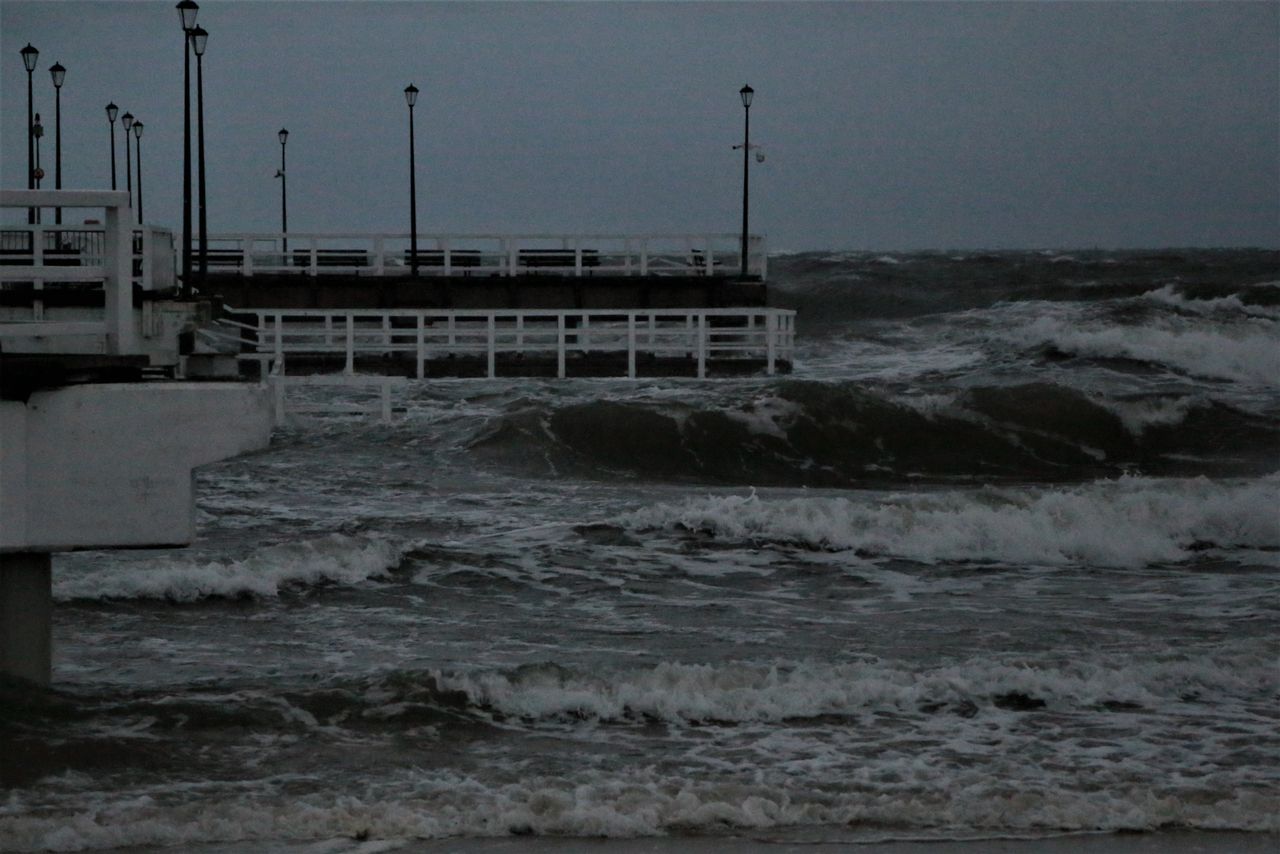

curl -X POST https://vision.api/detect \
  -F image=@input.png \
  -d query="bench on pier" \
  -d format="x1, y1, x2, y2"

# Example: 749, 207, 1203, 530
206, 249, 247, 269
688, 250, 723, 276
404, 250, 483, 271
0, 247, 84, 266
518, 249, 600, 271
294, 249, 371, 269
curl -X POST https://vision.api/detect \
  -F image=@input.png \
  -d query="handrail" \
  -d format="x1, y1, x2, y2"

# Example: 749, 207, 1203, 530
0, 189, 138, 354
198, 232, 768, 279
223, 306, 795, 380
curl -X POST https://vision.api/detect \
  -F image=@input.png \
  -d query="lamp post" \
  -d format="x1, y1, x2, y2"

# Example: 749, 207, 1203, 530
738, 84, 753, 279
122, 112, 134, 211
50, 62, 65, 225
133, 121, 144, 224
276, 128, 288, 254
21, 43, 38, 223
33, 113, 44, 223
106, 102, 119, 190
192, 25, 208, 284
177, 0, 199, 292
405, 83, 419, 276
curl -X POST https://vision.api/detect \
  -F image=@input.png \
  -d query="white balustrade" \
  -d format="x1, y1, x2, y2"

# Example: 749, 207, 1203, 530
197, 232, 767, 279
219, 306, 794, 383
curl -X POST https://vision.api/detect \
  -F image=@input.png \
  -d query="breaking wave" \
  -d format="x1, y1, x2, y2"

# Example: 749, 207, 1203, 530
52, 534, 408, 602
5, 652, 1277, 849
467, 381, 1278, 485
619, 475, 1280, 567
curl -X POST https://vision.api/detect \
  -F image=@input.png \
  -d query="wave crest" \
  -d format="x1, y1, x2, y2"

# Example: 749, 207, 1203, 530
53, 534, 408, 602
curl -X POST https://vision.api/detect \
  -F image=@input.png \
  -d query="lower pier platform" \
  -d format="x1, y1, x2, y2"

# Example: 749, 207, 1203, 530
203, 273, 767, 312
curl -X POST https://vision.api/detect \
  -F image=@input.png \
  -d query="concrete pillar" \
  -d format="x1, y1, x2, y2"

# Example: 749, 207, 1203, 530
0, 552, 52, 687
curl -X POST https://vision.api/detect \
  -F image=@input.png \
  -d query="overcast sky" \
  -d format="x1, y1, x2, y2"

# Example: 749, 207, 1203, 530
3, 1, 1277, 250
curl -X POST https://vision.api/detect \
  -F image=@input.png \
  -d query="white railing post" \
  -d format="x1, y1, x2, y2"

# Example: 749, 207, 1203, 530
487, 314, 496, 378
416, 314, 425, 379
345, 314, 354, 375
640, 239, 649, 276
242, 237, 254, 276
103, 198, 137, 354
697, 313, 707, 379
443, 238, 452, 277
574, 239, 583, 277
766, 312, 776, 375
373, 236, 385, 275
627, 313, 636, 379
273, 313, 284, 368
557, 313, 566, 378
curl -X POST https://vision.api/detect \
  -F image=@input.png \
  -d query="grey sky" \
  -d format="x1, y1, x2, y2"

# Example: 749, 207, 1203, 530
3, 0, 1277, 250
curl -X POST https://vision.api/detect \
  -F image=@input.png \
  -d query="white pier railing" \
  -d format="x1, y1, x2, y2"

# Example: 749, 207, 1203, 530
0, 190, 147, 355
200, 232, 767, 279
210, 306, 795, 381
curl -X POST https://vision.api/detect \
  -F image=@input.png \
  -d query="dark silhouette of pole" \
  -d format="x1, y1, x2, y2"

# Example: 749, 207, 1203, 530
192, 26, 208, 285
739, 84, 753, 279
177, 1, 199, 295
106, 103, 118, 190
134, 121, 144, 224
21, 43, 38, 224
122, 112, 134, 211
33, 114, 44, 223
277, 129, 288, 253
50, 62, 65, 225
405, 84, 419, 277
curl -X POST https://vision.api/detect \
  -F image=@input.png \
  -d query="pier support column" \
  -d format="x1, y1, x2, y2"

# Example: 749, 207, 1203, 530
0, 552, 52, 687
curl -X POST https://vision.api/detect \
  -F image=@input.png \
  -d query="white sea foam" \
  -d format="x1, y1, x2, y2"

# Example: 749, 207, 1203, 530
4, 761, 1276, 851
618, 476, 1280, 567
434, 652, 1278, 724
1099, 395, 1204, 436
1143, 284, 1280, 319
52, 534, 408, 602
1007, 314, 1280, 387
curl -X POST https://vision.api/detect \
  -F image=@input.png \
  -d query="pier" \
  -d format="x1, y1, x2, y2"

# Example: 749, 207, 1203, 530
0, 189, 274, 686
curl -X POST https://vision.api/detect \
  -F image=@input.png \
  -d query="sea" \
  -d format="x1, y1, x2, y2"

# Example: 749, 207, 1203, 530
2, 248, 1278, 852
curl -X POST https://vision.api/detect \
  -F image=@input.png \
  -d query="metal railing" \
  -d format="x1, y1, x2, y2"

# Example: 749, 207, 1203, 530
0, 190, 141, 354
211, 306, 795, 380
198, 232, 768, 280
0, 224, 176, 292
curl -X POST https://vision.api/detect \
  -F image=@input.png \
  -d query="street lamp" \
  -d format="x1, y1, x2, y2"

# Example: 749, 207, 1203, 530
276, 128, 288, 253
738, 84, 753, 279
405, 83, 419, 276
133, 120, 144, 224
50, 62, 65, 225
21, 43, 38, 223
122, 112, 134, 211
33, 113, 44, 223
191, 25, 208, 284
106, 102, 119, 190
177, 0, 199, 292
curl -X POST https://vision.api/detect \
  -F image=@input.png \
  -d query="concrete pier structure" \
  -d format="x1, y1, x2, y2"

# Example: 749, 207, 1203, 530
1, 189, 275, 686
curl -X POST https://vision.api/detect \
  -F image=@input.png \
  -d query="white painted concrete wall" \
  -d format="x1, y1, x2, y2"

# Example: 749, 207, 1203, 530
0, 383, 273, 552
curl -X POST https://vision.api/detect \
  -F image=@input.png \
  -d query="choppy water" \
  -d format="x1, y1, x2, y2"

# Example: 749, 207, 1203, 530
3, 249, 1278, 851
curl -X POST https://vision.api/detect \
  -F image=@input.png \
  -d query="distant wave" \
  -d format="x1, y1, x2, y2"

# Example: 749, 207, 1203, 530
467, 381, 1278, 485
1008, 314, 1280, 388
619, 475, 1280, 568
766, 249, 1280, 326
53, 534, 407, 602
